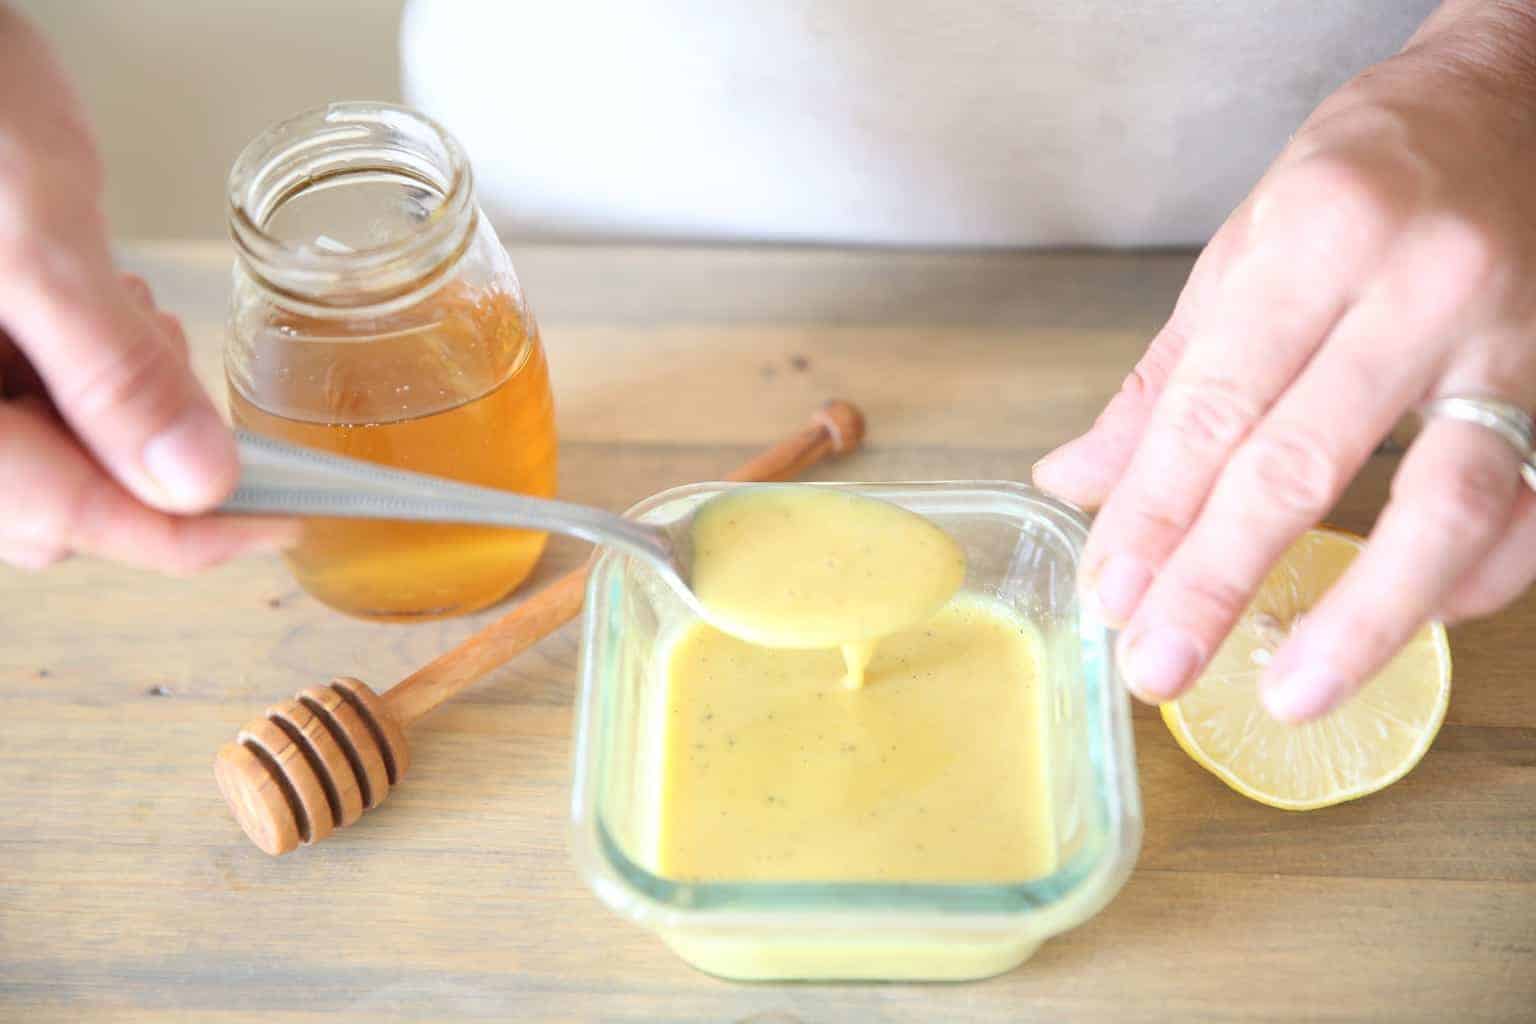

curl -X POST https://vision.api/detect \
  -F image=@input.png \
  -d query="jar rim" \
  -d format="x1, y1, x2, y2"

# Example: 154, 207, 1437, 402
227, 101, 476, 309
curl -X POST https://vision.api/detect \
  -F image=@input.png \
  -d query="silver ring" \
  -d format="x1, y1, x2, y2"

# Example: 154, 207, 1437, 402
1419, 395, 1536, 492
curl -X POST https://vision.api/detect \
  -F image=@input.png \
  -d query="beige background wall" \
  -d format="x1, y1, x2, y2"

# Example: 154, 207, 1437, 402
14, 0, 406, 240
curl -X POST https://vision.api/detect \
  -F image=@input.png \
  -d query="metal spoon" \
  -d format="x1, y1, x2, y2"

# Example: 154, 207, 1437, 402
220, 429, 695, 596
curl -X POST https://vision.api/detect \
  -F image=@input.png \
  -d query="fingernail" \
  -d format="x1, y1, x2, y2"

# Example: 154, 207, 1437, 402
1121, 626, 1201, 702
1094, 554, 1153, 627
142, 407, 235, 511
1262, 668, 1345, 724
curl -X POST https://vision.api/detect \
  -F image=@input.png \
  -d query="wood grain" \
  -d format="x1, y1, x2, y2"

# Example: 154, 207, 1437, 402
1, 242, 1532, 1022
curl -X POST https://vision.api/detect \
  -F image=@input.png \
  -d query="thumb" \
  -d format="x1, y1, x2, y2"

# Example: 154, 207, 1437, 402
3, 257, 236, 513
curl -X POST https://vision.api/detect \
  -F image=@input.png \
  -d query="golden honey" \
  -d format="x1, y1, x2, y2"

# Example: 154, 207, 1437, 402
228, 287, 557, 620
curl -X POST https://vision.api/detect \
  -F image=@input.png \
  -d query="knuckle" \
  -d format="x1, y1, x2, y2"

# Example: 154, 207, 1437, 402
1123, 502, 1193, 547
1443, 578, 1513, 622
63, 332, 178, 422
1239, 427, 1343, 517
1442, 458, 1513, 523
43, 473, 105, 557
1408, 459, 1514, 543
1312, 159, 1393, 226
1262, 156, 1400, 250
121, 272, 153, 302
0, 462, 90, 559
1117, 364, 1157, 408
1333, 613, 1402, 670
1166, 569, 1254, 629
1164, 379, 1261, 452
157, 312, 189, 353
1103, 321, 1191, 429
1099, 366, 1157, 430
1427, 215, 1505, 298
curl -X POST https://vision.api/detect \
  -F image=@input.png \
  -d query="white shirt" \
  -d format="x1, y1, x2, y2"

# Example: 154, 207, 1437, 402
401, 0, 1436, 247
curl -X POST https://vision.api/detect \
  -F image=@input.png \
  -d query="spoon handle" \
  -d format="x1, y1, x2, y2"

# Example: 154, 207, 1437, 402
220, 429, 672, 567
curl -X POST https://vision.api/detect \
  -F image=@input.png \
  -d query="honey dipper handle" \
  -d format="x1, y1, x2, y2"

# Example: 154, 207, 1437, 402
380, 399, 867, 727
722, 398, 865, 483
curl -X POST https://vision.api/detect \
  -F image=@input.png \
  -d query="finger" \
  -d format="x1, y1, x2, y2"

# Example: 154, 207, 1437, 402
155, 310, 191, 361
1261, 417, 1523, 722
120, 272, 152, 307
0, 534, 70, 572
0, 399, 299, 574
0, 260, 236, 513
1114, 220, 1480, 701
1438, 487, 1536, 622
1080, 158, 1402, 628
118, 273, 189, 360
1029, 315, 1190, 508
1032, 216, 1244, 508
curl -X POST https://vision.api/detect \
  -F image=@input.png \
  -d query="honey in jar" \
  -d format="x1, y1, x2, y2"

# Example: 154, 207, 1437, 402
225, 103, 557, 621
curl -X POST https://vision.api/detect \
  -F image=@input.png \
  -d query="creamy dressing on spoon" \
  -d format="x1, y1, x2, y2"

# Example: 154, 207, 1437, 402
687, 486, 967, 686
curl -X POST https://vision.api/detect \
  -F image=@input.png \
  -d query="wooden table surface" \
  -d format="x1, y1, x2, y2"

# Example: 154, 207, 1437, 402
3, 242, 1532, 1023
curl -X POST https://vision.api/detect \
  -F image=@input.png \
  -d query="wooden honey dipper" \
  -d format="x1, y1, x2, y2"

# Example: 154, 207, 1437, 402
215, 399, 866, 856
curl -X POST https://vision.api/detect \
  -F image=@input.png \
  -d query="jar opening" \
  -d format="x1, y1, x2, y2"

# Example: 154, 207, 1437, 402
228, 102, 475, 311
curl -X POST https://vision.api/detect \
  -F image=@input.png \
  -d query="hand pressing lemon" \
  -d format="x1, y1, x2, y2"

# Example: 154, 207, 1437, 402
1161, 529, 1451, 810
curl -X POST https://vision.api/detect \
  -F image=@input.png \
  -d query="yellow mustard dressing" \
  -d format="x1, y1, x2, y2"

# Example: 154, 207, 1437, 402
687, 486, 968, 686
656, 595, 1056, 884
838, 638, 879, 690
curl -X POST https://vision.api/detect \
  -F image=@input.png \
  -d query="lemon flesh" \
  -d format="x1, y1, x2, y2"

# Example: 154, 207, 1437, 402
1161, 528, 1451, 810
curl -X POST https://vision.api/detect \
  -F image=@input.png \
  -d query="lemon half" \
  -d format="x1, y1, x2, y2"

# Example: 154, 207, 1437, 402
1161, 528, 1451, 810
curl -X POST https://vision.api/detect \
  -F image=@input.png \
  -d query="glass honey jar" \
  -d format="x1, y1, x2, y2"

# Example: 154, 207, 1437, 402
225, 102, 556, 621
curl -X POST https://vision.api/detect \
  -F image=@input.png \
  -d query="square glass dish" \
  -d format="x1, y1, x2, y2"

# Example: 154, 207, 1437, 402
570, 481, 1141, 982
